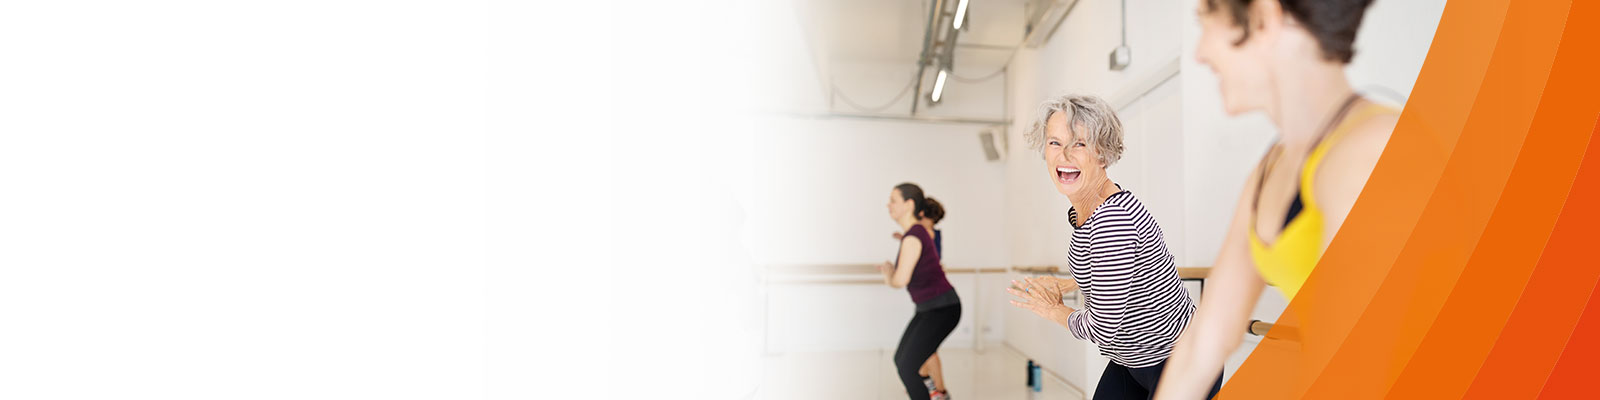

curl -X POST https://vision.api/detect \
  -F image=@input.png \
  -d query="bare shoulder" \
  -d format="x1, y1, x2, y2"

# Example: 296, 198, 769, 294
1312, 110, 1400, 206
1328, 111, 1399, 164
901, 234, 923, 248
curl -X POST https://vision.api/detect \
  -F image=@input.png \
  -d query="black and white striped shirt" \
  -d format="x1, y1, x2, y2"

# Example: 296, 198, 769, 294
1066, 190, 1195, 368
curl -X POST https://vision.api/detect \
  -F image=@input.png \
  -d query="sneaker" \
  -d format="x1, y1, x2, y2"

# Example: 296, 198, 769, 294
922, 376, 935, 392
930, 390, 950, 400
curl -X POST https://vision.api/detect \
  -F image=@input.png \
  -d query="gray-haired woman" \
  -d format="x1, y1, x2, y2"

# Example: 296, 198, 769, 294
1006, 95, 1221, 399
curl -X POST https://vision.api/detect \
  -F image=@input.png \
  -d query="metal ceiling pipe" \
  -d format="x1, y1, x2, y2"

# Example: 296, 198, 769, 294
912, 0, 946, 116
938, 7, 962, 74
928, 12, 962, 106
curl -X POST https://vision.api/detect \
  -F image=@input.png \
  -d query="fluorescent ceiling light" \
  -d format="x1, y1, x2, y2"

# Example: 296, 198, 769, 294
931, 69, 949, 103
953, 0, 970, 29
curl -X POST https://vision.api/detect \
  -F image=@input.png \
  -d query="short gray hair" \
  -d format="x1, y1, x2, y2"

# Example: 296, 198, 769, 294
1024, 94, 1125, 166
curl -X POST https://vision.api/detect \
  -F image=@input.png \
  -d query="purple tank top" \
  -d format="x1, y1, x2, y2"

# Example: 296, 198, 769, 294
899, 225, 953, 304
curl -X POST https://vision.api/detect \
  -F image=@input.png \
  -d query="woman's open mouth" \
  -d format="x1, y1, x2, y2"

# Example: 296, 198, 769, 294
1056, 166, 1081, 184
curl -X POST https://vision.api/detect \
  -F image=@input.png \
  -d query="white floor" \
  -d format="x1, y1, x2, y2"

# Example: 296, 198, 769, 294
757, 345, 1085, 400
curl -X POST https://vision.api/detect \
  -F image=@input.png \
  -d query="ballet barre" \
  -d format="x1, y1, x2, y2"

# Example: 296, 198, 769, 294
1011, 265, 1214, 296
1249, 320, 1273, 336
1246, 319, 1296, 341
1011, 265, 1061, 274
763, 263, 1011, 284
763, 264, 1212, 287
1010, 265, 1212, 279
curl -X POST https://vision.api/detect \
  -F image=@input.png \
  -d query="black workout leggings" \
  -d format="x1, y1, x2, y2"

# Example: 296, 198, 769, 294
893, 303, 961, 400
1092, 359, 1222, 400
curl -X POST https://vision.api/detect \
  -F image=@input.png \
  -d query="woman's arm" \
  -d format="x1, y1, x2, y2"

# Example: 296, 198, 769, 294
1006, 206, 1143, 347
1154, 164, 1269, 399
882, 236, 922, 288
1063, 207, 1141, 345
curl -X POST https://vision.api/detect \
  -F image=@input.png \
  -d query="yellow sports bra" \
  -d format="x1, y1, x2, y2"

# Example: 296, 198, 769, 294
1248, 99, 1397, 299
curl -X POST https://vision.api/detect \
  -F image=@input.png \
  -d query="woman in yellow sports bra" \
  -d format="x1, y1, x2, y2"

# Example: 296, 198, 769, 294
1154, 0, 1403, 398
1247, 96, 1399, 299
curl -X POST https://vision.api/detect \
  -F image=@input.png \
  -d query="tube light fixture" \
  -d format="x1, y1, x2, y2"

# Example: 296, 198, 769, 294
953, 0, 971, 29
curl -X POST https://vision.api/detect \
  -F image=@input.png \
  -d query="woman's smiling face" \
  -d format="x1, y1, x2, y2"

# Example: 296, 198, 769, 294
1043, 111, 1107, 198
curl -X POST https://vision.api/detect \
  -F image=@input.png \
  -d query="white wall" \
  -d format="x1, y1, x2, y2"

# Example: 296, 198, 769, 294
749, 116, 1008, 267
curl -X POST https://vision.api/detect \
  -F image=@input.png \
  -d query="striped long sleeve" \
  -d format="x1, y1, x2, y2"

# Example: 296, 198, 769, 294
1064, 191, 1196, 368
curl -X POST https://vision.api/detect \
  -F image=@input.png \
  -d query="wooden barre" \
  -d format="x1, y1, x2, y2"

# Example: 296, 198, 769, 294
1176, 267, 1210, 280
765, 264, 1008, 284
1013, 265, 1213, 280
1012, 265, 1061, 274
949, 267, 1011, 274
766, 264, 1211, 277
766, 264, 1011, 275
1248, 320, 1273, 336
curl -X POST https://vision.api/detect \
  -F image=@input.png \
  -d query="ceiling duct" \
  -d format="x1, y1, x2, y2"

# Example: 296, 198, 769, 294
1023, 0, 1080, 48
912, 0, 967, 115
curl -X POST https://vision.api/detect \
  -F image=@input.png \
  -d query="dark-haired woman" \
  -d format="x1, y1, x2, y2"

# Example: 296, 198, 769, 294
892, 197, 948, 398
1155, 0, 1401, 398
880, 183, 960, 400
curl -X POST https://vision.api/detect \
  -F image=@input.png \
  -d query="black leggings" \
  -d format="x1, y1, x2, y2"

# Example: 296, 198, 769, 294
1092, 359, 1222, 400
893, 303, 961, 400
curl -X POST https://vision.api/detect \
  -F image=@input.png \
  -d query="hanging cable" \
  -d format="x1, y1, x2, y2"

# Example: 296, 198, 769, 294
949, 43, 1021, 83
830, 73, 920, 113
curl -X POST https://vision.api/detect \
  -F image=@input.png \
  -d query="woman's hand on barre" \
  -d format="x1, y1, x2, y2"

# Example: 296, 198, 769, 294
1033, 275, 1078, 293
1007, 276, 1077, 294
891, 231, 904, 240
877, 260, 897, 286
1007, 277, 1076, 325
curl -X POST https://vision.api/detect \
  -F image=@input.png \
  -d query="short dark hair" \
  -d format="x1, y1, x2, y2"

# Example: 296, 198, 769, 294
1204, 0, 1375, 63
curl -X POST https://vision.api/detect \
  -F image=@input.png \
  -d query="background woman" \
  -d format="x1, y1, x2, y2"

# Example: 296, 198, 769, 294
892, 198, 949, 398
881, 183, 961, 400
1155, 0, 1399, 398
